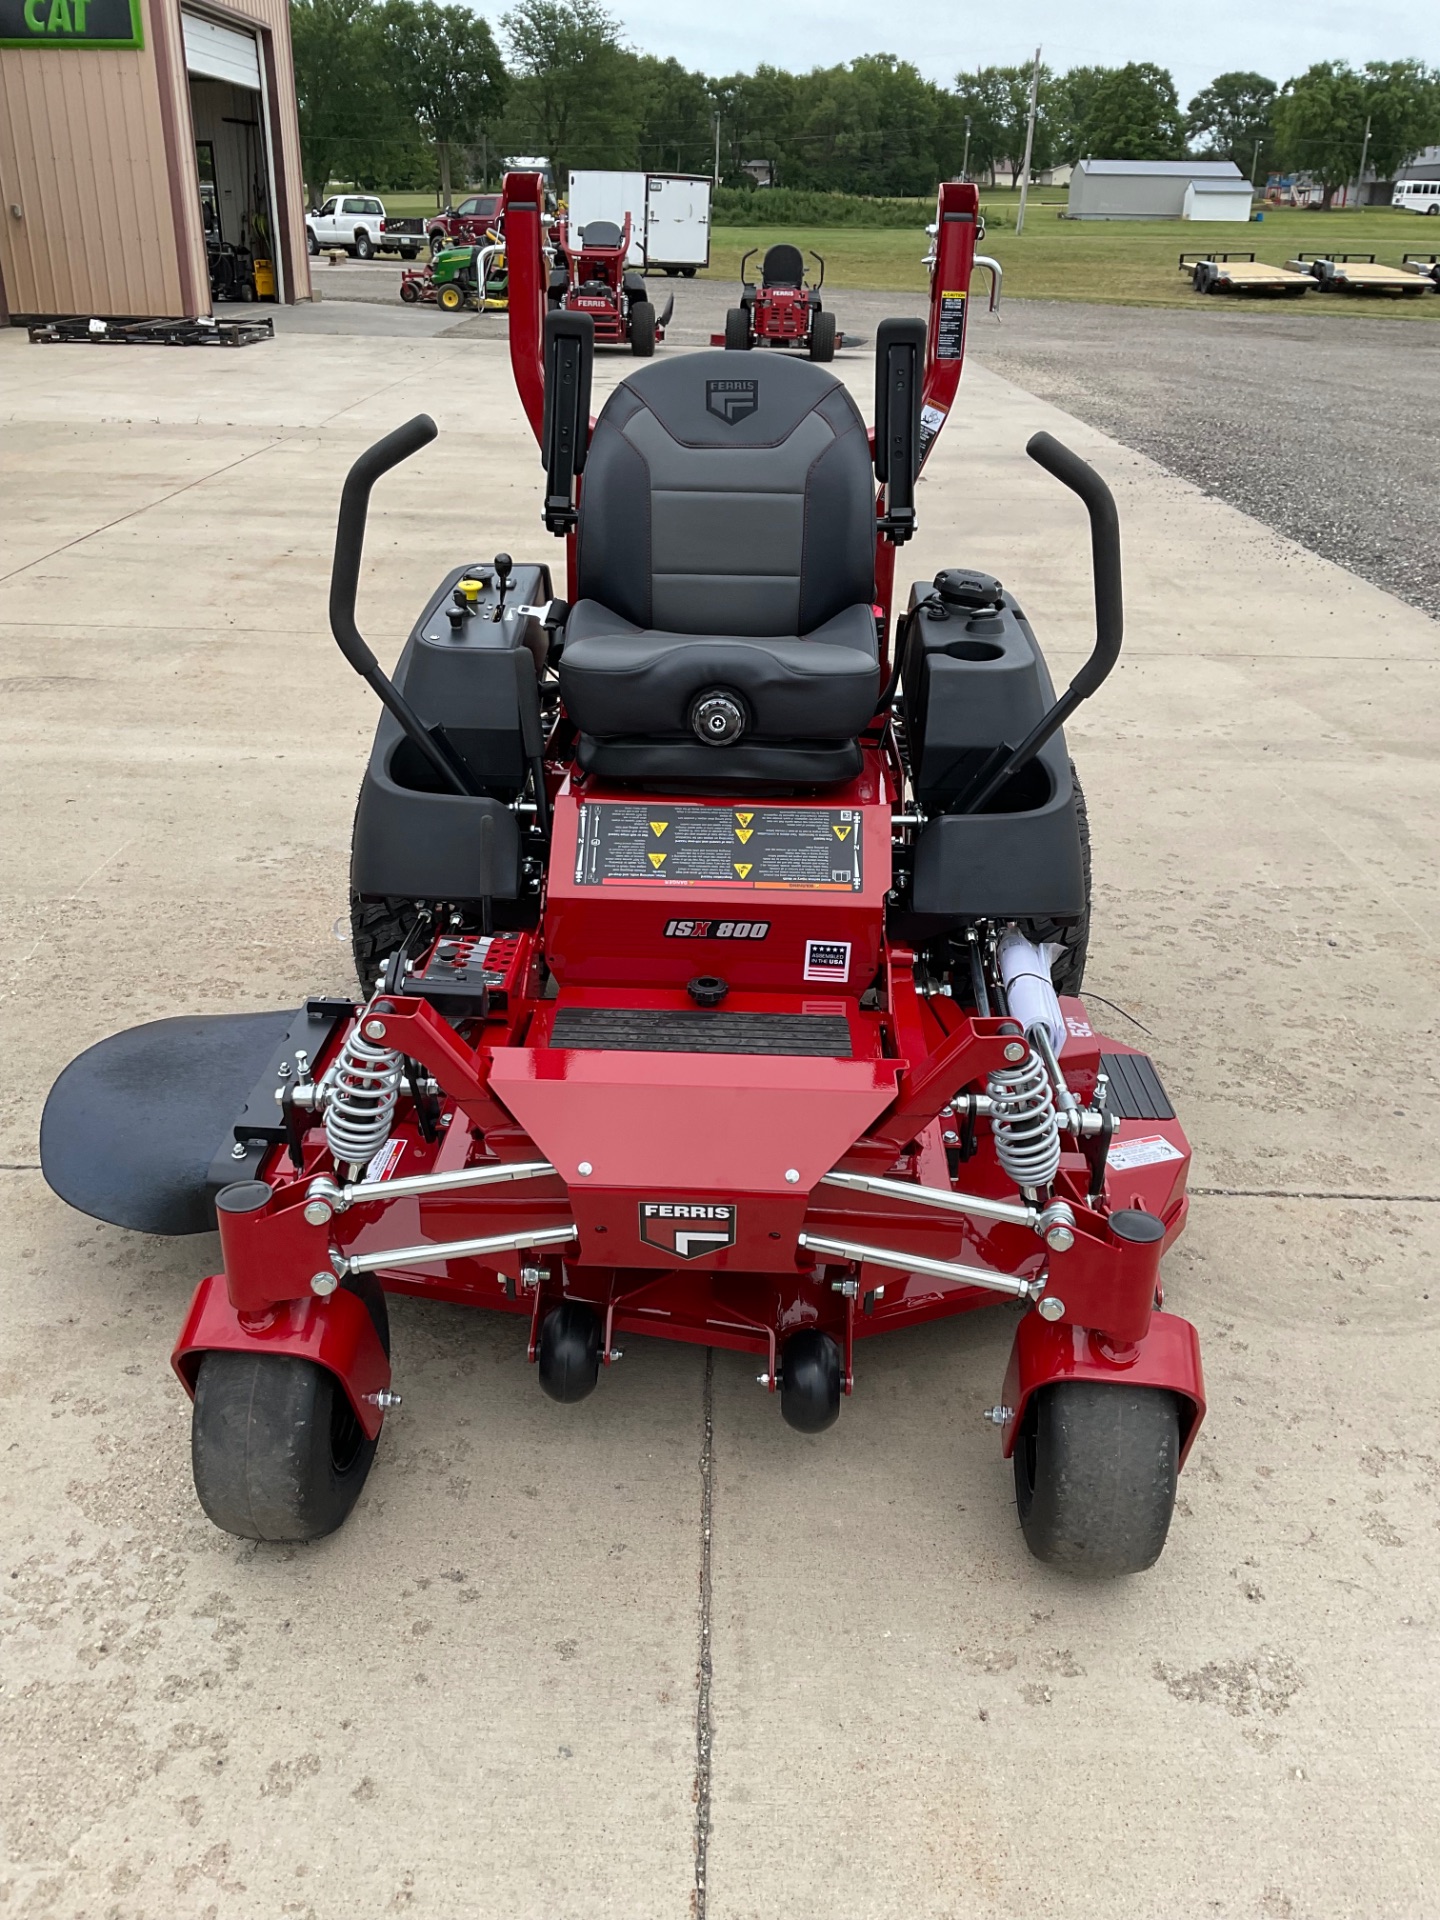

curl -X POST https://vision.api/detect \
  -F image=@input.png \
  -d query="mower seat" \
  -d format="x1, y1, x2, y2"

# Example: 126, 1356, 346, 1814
762, 243, 805, 288
580, 221, 622, 249
560, 350, 878, 785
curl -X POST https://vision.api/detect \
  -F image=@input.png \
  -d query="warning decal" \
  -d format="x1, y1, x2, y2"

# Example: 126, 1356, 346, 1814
1107, 1134, 1185, 1171
575, 804, 863, 890
936, 289, 968, 360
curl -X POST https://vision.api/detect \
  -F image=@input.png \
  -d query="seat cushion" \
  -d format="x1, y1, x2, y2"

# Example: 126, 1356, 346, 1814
560, 598, 880, 742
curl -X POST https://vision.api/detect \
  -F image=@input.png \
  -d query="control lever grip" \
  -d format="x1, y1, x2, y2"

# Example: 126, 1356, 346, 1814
329, 414, 438, 677
953, 435, 1123, 816
1023, 431, 1122, 699
327, 415, 479, 799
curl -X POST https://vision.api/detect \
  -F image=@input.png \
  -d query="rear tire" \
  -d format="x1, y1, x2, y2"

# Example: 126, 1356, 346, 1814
351, 891, 420, 995
353, 230, 374, 260
723, 306, 752, 351
629, 299, 656, 356
192, 1345, 383, 1542
808, 309, 837, 361
1014, 1380, 1180, 1576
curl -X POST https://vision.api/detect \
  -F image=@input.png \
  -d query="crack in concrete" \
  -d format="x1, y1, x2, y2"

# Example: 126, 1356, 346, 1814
1191, 1185, 1439, 1203
693, 1348, 715, 1919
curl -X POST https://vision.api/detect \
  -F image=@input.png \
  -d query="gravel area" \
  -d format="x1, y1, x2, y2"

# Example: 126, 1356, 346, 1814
967, 299, 1440, 619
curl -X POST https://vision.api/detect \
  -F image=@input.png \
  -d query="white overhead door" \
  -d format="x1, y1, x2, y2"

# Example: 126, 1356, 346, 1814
182, 12, 261, 90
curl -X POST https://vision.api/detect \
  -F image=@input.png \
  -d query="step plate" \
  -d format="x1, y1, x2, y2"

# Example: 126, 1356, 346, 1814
1100, 1052, 1175, 1121
549, 1007, 852, 1058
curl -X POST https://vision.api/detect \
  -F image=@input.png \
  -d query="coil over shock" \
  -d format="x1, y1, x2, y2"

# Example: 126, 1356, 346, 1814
988, 1047, 1061, 1193
325, 1015, 403, 1173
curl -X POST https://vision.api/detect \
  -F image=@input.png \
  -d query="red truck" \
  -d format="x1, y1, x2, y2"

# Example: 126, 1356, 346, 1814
425, 193, 503, 254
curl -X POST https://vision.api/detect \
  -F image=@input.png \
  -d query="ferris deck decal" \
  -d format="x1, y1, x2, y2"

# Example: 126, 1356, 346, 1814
639, 1202, 737, 1259
576, 804, 861, 890
1107, 1134, 1185, 1171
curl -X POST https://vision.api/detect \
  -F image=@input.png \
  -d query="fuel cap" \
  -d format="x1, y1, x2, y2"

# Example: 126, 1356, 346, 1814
687, 975, 729, 1007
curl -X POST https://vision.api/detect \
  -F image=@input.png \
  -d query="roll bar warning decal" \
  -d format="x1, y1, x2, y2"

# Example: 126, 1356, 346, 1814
575, 804, 862, 890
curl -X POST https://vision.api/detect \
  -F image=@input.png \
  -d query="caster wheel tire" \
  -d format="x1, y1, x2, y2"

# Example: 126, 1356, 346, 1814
537, 1301, 602, 1403
808, 309, 837, 361
780, 1328, 841, 1433
723, 306, 752, 351
192, 1346, 382, 1542
1014, 1380, 1180, 1577
399, 280, 420, 304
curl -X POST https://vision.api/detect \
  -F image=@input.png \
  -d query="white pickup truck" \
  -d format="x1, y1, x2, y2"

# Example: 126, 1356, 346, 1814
306, 195, 423, 260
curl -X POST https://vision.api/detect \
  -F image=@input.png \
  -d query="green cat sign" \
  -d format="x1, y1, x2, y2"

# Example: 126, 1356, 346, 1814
0, 0, 143, 47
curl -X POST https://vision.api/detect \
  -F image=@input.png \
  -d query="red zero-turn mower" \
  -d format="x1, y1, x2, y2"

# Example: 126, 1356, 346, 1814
713, 244, 842, 359
42, 174, 1205, 1573
548, 212, 672, 356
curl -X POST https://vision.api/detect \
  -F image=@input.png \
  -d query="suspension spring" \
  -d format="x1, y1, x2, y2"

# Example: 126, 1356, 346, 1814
987, 1047, 1061, 1193
324, 1019, 403, 1172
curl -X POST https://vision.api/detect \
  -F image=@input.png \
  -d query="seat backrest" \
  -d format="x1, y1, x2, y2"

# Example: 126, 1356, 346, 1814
575, 350, 875, 637
762, 243, 805, 288
580, 220, 622, 249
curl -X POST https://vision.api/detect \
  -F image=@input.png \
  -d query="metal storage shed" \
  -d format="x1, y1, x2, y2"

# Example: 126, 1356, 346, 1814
1068, 159, 1248, 221
1182, 177, 1254, 222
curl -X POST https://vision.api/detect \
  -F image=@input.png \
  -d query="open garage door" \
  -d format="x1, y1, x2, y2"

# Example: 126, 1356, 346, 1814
184, 11, 284, 304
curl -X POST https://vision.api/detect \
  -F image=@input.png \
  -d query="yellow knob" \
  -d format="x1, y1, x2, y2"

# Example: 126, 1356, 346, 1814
457, 577, 484, 601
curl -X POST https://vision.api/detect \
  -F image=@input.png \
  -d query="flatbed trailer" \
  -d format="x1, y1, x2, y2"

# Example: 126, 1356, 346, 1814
1400, 253, 1440, 289
1180, 252, 1312, 297
1287, 253, 1429, 297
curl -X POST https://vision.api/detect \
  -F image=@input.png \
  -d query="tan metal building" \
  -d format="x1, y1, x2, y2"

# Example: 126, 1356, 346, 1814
0, 0, 311, 320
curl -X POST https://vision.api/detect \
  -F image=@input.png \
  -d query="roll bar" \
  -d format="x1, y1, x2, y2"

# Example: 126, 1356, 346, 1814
874, 317, 925, 545
955, 432, 1123, 814
329, 414, 481, 799
541, 309, 593, 536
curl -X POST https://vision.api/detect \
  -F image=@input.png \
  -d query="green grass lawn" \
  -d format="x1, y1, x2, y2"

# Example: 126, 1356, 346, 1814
701, 209, 1440, 316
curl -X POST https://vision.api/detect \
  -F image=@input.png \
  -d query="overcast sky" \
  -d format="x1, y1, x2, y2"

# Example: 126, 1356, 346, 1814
515, 0, 1439, 103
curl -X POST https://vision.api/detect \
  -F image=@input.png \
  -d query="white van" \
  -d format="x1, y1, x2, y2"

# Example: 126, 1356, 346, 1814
1392, 178, 1440, 215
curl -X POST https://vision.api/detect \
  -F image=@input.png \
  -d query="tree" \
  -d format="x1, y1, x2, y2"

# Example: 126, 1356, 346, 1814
500, 0, 639, 181
1186, 71, 1275, 174
381, 1, 506, 206
635, 55, 714, 174
1273, 62, 1367, 205
290, 0, 395, 209
1071, 62, 1184, 160
1358, 60, 1440, 181
954, 65, 1054, 184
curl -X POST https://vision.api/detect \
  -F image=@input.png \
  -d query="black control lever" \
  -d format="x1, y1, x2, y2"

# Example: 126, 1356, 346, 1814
953, 432, 1123, 815
329, 415, 481, 799
493, 552, 513, 614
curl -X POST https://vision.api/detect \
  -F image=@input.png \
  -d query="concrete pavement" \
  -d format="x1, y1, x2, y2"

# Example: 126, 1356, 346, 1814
1, 314, 1437, 1918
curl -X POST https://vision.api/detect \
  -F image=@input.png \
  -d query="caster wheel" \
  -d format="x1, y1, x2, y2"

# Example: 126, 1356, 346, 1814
1014, 1380, 1180, 1576
780, 1328, 841, 1433
192, 1350, 381, 1540
537, 1301, 601, 1403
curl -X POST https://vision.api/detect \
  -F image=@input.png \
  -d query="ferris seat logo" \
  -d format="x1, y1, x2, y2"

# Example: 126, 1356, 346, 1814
639, 1201, 737, 1259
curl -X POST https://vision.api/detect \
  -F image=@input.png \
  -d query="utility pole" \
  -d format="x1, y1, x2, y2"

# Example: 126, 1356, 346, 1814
1250, 136, 1263, 194
1015, 46, 1041, 235
713, 112, 721, 188
1355, 114, 1371, 209
962, 115, 972, 182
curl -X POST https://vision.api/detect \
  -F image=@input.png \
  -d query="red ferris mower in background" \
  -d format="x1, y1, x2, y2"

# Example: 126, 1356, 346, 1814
42, 174, 1205, 1576
714, 243, 843, 359
548, 211, 672, 356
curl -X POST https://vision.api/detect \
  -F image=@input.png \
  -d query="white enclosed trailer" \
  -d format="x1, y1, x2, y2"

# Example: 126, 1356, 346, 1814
566, 171, 712, 274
